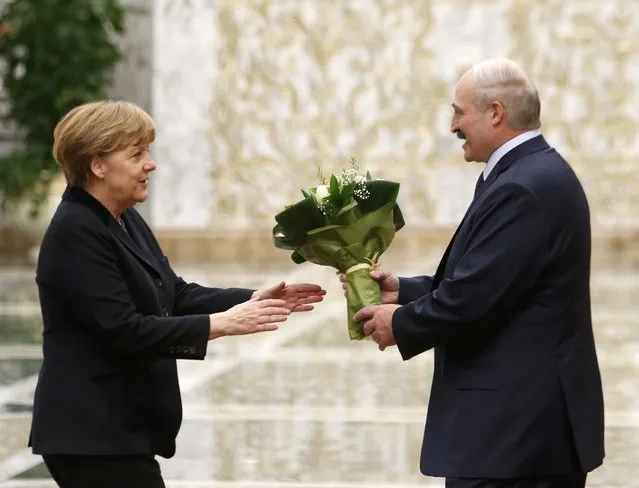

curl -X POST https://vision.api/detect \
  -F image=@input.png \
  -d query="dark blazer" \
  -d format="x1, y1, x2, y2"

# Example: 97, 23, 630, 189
393, 136, 604, 478
29, 187, 253, 458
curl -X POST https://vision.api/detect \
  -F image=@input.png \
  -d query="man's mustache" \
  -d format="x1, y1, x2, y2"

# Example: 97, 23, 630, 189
455, 130, 466, 140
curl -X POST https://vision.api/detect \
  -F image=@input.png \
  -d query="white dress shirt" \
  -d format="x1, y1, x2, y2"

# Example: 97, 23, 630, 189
483, 129, 542, 179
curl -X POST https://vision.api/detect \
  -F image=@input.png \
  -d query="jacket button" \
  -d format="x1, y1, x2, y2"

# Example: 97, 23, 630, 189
155, 278, 163, 287
163, 308, 168, 316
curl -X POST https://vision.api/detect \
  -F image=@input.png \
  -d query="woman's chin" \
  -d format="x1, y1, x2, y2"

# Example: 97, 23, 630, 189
134, 190, 149, 204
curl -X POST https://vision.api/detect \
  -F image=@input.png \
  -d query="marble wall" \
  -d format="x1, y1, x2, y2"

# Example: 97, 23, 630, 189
151, 0, 639, 231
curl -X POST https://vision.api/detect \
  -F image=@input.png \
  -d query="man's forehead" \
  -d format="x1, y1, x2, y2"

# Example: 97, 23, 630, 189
453, 73, 474, 101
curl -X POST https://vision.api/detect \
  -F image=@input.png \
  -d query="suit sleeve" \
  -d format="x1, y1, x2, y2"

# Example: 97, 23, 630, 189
46, 222, 211, 359
129, 209, 254, 315
398, 276, 434, 305
393, 184, 548, 360
167, 263, 254, 316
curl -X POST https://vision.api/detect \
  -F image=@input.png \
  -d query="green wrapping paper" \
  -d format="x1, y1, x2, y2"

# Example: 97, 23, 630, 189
273, 177, 405, 340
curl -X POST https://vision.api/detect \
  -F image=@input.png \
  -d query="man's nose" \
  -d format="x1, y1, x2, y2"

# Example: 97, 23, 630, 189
449, 117, 458, 133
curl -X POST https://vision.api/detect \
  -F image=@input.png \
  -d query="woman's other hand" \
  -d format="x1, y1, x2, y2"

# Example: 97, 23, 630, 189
251, 282, 326, 312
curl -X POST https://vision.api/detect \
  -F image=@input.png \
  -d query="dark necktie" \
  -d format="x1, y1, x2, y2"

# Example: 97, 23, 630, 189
474, 173, 485, 198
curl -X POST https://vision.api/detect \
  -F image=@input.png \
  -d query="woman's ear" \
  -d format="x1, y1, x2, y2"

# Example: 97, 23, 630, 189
89, 155, 106, 179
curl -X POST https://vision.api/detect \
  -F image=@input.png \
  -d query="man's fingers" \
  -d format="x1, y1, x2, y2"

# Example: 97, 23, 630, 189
363, 320, 376, 337
354, 306, 375, 323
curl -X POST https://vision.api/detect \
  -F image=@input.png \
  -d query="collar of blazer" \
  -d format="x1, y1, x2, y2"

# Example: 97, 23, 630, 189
62, 186, 161, 275
474, 135, 550, 202
431, 135, 550, 290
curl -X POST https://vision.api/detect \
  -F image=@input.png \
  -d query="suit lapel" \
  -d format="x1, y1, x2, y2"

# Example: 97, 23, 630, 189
431, 136, 550, 289
108, 214, 159, 274
63, 187, 160, 275
474, 135, 549, 202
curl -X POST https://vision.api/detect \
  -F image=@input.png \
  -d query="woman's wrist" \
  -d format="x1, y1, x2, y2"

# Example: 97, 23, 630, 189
208, 313, 228, 340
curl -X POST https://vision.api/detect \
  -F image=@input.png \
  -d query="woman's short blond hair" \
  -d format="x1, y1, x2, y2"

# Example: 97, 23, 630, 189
53, 100, 155, 188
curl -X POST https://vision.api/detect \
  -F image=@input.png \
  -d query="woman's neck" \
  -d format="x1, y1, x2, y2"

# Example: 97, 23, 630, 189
84, 184, 125, 220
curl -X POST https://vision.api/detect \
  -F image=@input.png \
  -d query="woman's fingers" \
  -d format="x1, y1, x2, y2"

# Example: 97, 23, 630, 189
293, 304, 315, 312
295, 295, 324, 305
254, 299, 287, 308
258, 306, 291, 316
257, 315, 289, 324
256, 323, 280, 332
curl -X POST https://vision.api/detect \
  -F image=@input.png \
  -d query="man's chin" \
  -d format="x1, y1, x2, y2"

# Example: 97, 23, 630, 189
462, 151, 475, 162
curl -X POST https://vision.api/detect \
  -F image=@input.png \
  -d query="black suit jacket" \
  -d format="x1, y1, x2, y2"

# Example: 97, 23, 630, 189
29, 187, 253, 458
393, 136, 604, 478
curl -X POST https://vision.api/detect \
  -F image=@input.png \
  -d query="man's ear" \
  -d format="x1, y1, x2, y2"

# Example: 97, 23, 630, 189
489, 101, 505, 127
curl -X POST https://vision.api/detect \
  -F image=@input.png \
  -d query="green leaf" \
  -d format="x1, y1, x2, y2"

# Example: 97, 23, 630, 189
291, 251, 307, 264
329, 174, 339, 197
340, 181, 357, 203
329, 174, 341, 206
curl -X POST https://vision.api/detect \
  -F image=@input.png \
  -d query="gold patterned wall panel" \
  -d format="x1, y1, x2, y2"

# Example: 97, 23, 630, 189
208, 0, 639, 227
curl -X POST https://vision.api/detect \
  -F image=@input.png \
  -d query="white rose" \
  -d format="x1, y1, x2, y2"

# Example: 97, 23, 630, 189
315, 184, 330, 202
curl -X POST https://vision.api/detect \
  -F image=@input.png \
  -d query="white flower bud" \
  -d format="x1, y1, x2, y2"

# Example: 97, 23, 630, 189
315, 184, 330, 202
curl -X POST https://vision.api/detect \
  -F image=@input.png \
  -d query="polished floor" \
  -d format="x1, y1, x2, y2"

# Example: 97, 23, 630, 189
0, 261, 637, 487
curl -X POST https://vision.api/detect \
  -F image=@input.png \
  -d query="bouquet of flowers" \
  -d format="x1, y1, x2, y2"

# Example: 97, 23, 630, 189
272, 159, 404, 340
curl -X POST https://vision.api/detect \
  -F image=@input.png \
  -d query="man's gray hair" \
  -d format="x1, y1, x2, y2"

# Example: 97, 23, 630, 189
472, 58, 541, 130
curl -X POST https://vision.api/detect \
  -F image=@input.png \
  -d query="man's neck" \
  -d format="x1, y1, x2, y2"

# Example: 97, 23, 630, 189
491, 129, 529, 155
483, 128, 542, 178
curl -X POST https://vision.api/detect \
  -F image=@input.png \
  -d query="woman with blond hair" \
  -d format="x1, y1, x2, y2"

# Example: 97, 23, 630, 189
28, 100, 325, 487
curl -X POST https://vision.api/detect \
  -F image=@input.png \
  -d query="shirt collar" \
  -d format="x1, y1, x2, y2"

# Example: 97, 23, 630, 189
484, 129, 542, 179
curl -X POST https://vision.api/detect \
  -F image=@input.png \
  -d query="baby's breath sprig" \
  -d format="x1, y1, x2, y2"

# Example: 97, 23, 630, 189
337, 158, 369, 201
318, 202, 334, 217
354, 183, 370, 200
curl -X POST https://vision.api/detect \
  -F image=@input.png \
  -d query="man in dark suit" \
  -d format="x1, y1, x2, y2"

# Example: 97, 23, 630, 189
30, 100, 325, 487
352, 58, 604, 487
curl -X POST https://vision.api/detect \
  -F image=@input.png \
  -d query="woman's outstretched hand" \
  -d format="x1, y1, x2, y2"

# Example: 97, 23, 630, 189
252, 281, 326, 312
209, 298, 291, 339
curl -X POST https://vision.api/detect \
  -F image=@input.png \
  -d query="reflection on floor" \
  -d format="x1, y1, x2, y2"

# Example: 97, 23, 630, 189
0, 263, 638, 488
